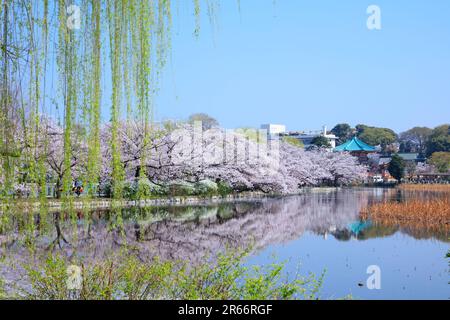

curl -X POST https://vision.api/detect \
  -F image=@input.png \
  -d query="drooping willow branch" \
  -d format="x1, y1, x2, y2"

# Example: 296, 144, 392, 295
0, 0, 223, 201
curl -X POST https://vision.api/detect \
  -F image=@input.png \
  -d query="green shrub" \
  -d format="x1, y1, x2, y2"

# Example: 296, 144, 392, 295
0, 277, 6, 299
98, 180, 112, 198
104, 179, 233, 198
122, 181, 136, 199
136, 179, 167, 198
282, 136, 304, 148
167, 181, 196, 196
217, 181, 233, 196
194, 180, 218, 196
123, 179, 167, 199
21, 249, 325, 300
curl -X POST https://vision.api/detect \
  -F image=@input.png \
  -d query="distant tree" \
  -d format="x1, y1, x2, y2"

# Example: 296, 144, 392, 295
356, 124, 397, 150
235, 128, 261, 143
384, 142, 400, 154
311, 136, 331, 148
188, 113, 219, 130
399, 127, 432, 155
425, 124, 450, 157
388, 154, 406, 182
399, 140, 416, 153
428, 152, 450, 173
405, 161, 417, 178
331, 123, 353, 144
415, 162, 436, 175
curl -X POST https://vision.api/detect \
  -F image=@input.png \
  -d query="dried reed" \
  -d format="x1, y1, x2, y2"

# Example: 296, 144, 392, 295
360, 197, 450, 235
399, 184, 450, 193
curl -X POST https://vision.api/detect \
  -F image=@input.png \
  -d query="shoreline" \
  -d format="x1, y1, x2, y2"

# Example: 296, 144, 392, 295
0, 187, 343, 213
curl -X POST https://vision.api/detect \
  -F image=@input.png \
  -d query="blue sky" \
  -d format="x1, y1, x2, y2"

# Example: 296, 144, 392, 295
152, 0, 450, 133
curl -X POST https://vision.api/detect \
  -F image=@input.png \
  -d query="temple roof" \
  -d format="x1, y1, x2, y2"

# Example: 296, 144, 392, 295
334, 137, 376, 152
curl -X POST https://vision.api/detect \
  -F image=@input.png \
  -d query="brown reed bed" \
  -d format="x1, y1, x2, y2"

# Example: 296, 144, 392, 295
398, 184, 450, 193
360, 197, 450, 235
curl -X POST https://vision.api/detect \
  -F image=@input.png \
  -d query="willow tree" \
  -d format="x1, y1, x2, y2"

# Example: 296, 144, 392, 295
0, 0, 12, 196
106, 0, 124, 199
24, 1, 50, 201
1, 0, 49, 198
86, 0, 102, 197
0, 0, 243, 201
106, 0, 171, 199
56, 0, 78, 200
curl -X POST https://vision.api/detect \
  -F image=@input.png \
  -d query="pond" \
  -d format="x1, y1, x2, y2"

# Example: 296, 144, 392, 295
0, 188, 448, 299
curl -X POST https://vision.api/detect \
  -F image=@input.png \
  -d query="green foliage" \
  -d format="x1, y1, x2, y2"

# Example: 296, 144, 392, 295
108, 0, 125, 199
0, 276, 6, 299
388, 154, 406, 182
356, 124, 397, 148
428, 152, 450, 173
22, 250, 325, 300
123, 178, 167, 199
217, 181, 233, 196
194, 179, 219, 196
137, 178, 166, 198
120, 179, 234, 199
167, 181, 197, 196
85, 0, 102, 198
1, 1, 214, 201
311, 136, 331, 148
426, 124, 450, 157
331, 123, 353, 144
57, 0, 79, 200
193, 0, 201, 37
237, 265, 325, 300
24, 255, 70, 300
235, 128, 261, 143
282, 136, 304, 148
188, 113, 219, 130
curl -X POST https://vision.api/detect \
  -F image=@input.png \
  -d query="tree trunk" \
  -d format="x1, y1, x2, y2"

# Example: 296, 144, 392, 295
55, 176, 63, 199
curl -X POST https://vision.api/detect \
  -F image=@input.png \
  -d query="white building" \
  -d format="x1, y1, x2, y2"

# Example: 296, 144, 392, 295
261, 124, 337, 148
260, 124, 286, 139
286, 126, 338, 148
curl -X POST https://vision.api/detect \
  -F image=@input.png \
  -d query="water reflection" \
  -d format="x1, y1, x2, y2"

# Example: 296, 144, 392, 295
1, 188, 447, 267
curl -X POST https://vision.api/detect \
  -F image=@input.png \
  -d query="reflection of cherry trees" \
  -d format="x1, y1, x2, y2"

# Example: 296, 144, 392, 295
1, 190, 370, 264
2, 189, 448, 289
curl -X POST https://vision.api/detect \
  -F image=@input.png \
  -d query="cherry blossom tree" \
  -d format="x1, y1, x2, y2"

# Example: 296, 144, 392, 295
32, 117, 87, 198
98, 121, 367, 195
415, 162, 436, 175
8, 118, 367, 198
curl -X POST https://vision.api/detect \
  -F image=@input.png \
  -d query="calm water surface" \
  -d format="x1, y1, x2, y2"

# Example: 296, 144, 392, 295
1, 188, 448, 299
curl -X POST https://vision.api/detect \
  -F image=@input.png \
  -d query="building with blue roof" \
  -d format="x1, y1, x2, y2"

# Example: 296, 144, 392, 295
334, 137, 376, 152
334, 137, 376, 164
